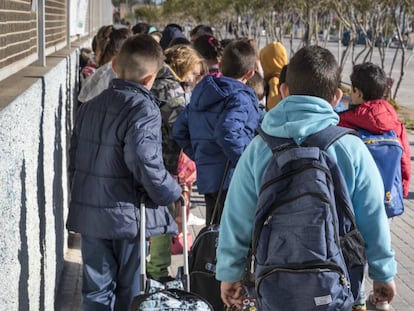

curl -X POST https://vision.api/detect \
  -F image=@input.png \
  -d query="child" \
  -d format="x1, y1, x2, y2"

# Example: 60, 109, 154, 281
215, 46, 397, 310
78, 27, 132, 103
173, 39, 260, 226
259, 41, 288, 111
67, 34, 183, 311
189, 24, 214, 42
246, 71, 266, 118
147, 44, 205, 281
339, 62, 410, 311
193, 34, 223, 77
339, 62, 410, 199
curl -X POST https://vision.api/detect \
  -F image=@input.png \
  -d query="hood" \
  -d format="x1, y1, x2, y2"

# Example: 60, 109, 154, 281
190, 75, 255, 111
160, 25, 186, 50
260, 42, 288, 82
261, 95, 339, 144
339, 99, 400, 133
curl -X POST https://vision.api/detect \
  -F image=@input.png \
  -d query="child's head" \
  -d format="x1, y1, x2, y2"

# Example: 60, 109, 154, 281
94, 25, 113, 65
350, 62, 387, 103
164, 44, 205, 91
132, 22, 150, 35
246, 71, 266, 101
192, 35, 223, 68
260, 41, 288, 83
160, 24, 186, 50
220, 39, 256, 81
114, 34, 164, 89
285, 45, 341, 103
190, 24, 214, 42
98, 27, 132, 67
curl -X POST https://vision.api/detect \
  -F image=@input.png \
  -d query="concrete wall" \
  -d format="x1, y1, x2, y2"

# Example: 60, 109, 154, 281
0, 46, 79, 310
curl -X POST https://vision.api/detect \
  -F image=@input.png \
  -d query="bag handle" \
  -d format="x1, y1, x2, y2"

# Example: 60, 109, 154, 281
209, 160, 231, 225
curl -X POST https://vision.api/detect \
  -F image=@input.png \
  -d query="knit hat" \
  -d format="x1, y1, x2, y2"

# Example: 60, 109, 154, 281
260, 42, 288, 110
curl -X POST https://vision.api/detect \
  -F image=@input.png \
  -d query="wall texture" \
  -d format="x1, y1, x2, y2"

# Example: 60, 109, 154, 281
0, 48, 77, 310
0, 1, 113, 309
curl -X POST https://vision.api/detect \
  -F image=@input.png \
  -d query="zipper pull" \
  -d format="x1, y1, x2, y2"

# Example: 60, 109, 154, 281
264, 215, 273, 225
340, 274, 350, 288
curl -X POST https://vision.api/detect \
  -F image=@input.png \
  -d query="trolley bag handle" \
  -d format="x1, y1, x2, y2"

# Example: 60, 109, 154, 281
209, 160, 231, 226
139, 194, 188, 294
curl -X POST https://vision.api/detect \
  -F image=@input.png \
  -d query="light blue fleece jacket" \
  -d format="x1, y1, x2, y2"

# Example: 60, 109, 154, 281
216, 95, 397, 284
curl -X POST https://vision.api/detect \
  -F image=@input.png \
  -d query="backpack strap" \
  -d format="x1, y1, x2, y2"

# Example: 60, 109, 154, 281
257, 127, 296, 152
304, 125, 357, 150
257, 125, 357, 152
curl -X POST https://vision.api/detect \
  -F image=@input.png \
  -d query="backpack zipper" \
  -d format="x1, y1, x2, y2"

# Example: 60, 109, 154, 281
256, 262, 350, 291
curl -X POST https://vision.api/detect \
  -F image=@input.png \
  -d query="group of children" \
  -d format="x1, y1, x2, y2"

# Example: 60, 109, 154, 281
68, 22, 410, 311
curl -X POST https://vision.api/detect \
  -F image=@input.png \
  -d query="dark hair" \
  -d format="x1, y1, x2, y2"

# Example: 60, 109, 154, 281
350, 62, 387, 100
98, 27, 132, 67
286, 45, 340, 102
190, 24, 214, 40
220, 39, 256, 79
117, 34, 164, 81
192, 35, 223, 63
277, 65, 288, 94
91, 35, 97, 53
132, 22, 150, 34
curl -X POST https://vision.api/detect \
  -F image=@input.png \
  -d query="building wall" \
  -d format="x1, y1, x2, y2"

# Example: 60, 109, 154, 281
0, 49, 76, 310
0, 1, 112, 309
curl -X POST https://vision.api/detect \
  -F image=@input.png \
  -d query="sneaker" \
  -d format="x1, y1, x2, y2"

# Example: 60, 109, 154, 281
187, 212, 205, 226
369, 294, 390, 311
352, 302, 367, 311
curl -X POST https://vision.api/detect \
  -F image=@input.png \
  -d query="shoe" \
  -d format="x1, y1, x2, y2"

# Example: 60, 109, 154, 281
171, 233, 193, 254
352, 302, 366, 311
187, 212, 205, 226
369, 294, 390, 311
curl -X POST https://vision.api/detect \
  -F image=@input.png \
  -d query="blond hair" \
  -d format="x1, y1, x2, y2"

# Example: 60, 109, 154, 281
164, 44, 204, 80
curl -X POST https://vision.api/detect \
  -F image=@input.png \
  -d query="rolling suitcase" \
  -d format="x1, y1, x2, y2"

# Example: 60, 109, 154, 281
129, 197, 213, 311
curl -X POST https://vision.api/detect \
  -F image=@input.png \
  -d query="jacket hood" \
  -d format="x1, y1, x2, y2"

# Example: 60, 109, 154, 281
260, 42, 288, 82
190, 75, 256, 111
261, 95, 339, 144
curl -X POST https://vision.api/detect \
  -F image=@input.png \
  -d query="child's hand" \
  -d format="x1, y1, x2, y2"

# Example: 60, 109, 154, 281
221, 281, 245, 309
373, 280, 397, 304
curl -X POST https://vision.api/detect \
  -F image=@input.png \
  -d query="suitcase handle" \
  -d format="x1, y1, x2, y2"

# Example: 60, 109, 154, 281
139, 194, 189, 293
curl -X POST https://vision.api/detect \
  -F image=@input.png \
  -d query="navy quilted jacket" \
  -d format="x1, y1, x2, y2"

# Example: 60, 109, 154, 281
173, 75, 260, 194
67, 79, 181, 239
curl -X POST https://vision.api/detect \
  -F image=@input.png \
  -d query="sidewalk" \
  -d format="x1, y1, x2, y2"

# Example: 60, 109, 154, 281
55, 136, 414, 311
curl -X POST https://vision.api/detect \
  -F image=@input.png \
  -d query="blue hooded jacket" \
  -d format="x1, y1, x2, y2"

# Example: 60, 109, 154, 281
216, 95, 396, 284
173, 75, 260, 194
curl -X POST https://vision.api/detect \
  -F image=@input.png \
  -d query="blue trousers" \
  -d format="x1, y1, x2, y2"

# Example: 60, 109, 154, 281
81, 235, 141, 311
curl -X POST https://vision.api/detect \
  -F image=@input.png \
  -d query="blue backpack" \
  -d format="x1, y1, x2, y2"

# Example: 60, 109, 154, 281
253, 126, 366, 311
358, 129, 404, 218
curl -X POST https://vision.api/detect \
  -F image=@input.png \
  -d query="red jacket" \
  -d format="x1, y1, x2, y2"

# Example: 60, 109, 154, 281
338, 99, 411, 197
